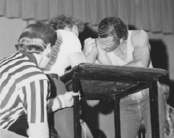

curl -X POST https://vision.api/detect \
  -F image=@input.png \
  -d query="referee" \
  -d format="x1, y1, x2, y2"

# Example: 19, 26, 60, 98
0, 22, 78, 138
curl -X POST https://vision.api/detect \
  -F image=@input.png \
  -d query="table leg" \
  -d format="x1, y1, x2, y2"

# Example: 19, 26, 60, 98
73, 74, 81, 138
114, 96, 121, 138
149, 80, 160, 138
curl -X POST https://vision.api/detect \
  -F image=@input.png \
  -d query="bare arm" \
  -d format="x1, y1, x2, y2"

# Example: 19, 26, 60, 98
47, 91, 79, 112
126, 30, 151, 67
83, 38, 99, 63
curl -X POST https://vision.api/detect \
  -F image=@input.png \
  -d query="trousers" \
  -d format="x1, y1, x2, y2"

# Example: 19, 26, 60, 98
119, 87, 166, 138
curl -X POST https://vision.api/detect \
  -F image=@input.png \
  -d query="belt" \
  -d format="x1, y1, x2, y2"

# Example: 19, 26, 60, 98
124, 89, 149, 101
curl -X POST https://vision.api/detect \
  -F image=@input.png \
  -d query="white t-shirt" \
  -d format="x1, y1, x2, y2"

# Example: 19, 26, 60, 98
46, 30, 82, 76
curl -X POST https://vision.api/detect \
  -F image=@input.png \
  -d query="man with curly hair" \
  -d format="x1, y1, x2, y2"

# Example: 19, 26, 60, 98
45, 15, 88, 138
46, 15, 86, 75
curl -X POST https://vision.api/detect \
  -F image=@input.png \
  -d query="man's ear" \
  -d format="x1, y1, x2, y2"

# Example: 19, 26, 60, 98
119, 38, 123, 43
119, 38, 126, 44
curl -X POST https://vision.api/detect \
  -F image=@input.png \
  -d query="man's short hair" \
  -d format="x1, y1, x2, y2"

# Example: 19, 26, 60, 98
98, 17, 128, 40
16, 22, 57, 52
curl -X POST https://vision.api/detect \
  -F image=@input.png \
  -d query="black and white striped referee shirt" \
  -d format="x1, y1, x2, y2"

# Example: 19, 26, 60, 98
0, 52, 50, 133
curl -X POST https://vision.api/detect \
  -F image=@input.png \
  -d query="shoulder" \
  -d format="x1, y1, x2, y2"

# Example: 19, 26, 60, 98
57, 30, 81, 49
130, 30, 149, 47
16, 67, 48, 89
132, 30, 148, 37
57, 30, 82, 54
27, 67, 48, 81
57, 30, 80, 41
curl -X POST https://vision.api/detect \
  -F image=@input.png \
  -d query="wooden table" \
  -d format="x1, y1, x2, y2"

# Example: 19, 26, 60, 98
60, 63, 168, 138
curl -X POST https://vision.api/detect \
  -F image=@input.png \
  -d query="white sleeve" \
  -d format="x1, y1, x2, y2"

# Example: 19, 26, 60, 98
62, 31, 82, 54
44, 30, 83, 75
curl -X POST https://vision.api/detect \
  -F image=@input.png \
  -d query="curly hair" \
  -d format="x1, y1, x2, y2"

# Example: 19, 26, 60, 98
49, 15, 84, 33
98, 17, 128, 41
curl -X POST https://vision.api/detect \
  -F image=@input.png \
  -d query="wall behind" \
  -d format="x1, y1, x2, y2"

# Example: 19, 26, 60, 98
0, 17, 174, 138
148, 32, 174, 80
0, 17, 27, 59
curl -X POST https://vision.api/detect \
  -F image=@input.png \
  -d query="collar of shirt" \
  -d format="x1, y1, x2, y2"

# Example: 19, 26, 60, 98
21, 52, 38, 66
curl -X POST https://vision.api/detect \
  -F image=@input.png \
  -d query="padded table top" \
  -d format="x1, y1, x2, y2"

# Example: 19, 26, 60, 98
60, 63, 167, 99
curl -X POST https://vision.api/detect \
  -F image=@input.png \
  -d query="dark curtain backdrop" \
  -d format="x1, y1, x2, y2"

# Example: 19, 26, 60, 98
0, 0, 174, 34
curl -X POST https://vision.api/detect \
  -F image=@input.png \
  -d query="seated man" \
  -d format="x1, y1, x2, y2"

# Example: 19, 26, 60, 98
0, 22, 78, 138
46, 15, 86, 74
45, 15, 88, 138
83, 17, 166, 138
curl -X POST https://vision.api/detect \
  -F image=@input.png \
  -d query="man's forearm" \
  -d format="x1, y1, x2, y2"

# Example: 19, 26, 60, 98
125, 59, 149, 67
86, 55, 96, 63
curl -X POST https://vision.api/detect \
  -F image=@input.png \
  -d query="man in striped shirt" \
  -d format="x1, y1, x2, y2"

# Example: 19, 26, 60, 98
0, 22, 78, 138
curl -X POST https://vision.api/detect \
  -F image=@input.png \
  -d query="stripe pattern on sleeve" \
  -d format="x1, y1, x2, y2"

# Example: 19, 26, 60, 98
0, 52, 49, 129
